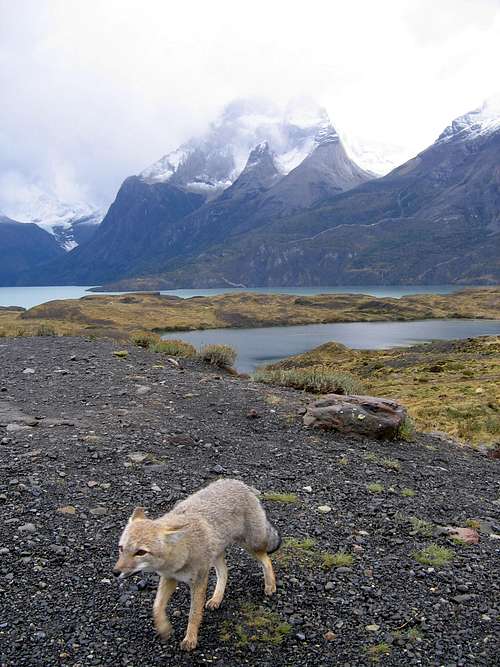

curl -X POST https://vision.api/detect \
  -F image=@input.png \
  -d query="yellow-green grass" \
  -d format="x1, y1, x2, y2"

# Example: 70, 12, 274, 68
0, 287, 497, 337
264, 335, 500, 445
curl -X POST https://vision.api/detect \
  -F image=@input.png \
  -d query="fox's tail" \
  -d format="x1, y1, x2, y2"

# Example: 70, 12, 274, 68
266, 521, 282, 554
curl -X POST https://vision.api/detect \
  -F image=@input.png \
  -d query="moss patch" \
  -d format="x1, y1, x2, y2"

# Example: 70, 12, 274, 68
261, 492, 298, 503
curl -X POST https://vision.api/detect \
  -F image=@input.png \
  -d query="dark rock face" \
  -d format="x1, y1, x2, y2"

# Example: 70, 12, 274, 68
21, 177, 204, 285
0, 216, 64, 286
303, 394, 407, 439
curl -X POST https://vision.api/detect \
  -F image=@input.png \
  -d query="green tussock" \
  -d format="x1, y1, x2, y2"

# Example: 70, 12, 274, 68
152, 339, 197, 357
130, 331, 160, 348
261, 492, 298, 503
220, 603, 291, 646
367, 482, 385, 494
401, 488, 416, 497
413, 543, 454, 567
113, 350, 129, 358
252, 367, 363, 395
409, 517, 435, 537
322, 550, 354, 569
200, 344, 237, 368
367, 643, 392, 662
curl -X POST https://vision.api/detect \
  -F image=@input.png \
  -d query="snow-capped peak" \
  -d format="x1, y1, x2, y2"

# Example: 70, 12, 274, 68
139, 97, 344, 198
1, 190, 103, 251
437, 95, 500, 143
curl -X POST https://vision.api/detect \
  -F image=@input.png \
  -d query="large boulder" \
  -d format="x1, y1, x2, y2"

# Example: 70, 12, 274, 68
303, 394, 407, 439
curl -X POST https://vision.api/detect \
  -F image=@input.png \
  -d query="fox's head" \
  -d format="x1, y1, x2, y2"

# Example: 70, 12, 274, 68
113, 507, 188, 579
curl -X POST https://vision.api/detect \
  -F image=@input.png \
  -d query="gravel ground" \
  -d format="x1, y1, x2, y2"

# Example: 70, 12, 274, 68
0, 337, 499, 667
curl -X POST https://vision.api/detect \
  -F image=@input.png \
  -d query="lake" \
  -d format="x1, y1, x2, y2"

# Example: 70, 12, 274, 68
0, 284, 483, 309
160, 319, 500, 373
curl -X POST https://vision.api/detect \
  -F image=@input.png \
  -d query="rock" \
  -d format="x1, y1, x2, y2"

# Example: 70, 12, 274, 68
303, 394, 407, 439
90, 507, 107, 516
136, 385, 151, 396
127, 452, 150, 464
246, 409, 261, 419
87, 480, 99, 488
18, 523, 37, 533
302, 486, 313, 493
325, 582, 334, 591
22, 368, 35, 374
324, 631, 336, 641
318, 505, 332, 513
57, 505, 77, 515
444, 527, 480, 544
366, 624, 380, 632
452, 594, 476, 603
6, 423, 30, 432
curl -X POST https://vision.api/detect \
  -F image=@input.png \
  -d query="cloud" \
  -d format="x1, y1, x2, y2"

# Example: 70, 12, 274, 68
0, 0, 499, 210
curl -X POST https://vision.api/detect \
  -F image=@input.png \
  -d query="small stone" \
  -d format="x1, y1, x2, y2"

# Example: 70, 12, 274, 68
22, 368, 35, 374
325, 582, 334, 591
136, 385, 151, 396
366, 624, 380, 632
57, 505, 77, 515
18, 523, 37, 533
127, 452, 149, 464
151, 483, 161, 492
90, 507, 107, 516
324, 631, 336, 641
302, 486, 313, 493
87, 480, 98, 488
296, 632, 306, 641
246, 409, 261, 419
452, 594, 476, 603
318, 505, 332, 513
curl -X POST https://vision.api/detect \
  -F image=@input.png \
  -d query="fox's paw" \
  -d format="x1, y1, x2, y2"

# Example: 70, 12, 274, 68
264, 583, 276, 596
155, 619, 173, 641
180, 635, 198, 651
206, 596, 223, 610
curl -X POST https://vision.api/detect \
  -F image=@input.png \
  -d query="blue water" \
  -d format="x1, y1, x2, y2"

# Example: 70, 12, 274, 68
0, 284, 481, 309
161, 319, 500, 373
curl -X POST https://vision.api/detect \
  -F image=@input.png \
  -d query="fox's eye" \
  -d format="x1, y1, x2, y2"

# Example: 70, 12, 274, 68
134, 549, 148, 557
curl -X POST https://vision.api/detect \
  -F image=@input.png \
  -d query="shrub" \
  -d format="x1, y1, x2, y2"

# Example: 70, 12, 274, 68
200, 344, 237, 368
35, 325, 56, 337
131, 332, 160, 348
252, 367, 362, 395
397, 417, 415, 441
409, 517, 434, 537
152, 339, 197, 357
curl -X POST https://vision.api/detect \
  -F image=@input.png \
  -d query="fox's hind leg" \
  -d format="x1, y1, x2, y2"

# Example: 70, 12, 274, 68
153, 576, 177, 640
206, 554, 228, 609
252, 550, 276, 596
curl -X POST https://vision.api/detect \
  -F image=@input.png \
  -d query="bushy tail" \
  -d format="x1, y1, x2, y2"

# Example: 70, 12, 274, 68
266, 521, 282, 554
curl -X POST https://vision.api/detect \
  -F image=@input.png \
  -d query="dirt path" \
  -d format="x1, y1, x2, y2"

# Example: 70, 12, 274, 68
0, 337, 498, 666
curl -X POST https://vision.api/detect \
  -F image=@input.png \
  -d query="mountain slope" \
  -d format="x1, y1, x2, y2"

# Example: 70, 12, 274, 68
0, 215, 65, 286
107, 100, 500, 288
25, 177, 204, 284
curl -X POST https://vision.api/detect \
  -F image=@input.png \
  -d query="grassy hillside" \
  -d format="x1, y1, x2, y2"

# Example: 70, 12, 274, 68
0, 287, 498, 338
259, 336, 500, 446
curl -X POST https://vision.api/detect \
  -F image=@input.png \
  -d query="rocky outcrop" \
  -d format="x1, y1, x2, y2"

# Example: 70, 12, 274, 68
303, 394, 407, 439
0, 215, 64, 286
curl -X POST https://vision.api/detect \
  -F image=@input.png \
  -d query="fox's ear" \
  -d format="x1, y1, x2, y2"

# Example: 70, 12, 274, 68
130, 506, 147, 522
163, 525, 188, 544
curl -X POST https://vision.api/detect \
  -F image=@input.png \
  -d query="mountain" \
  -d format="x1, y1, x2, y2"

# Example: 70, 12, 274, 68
0, 215, 64, 286
98, 98, 500, 288
20, 98, 372, 285
28, 177, 204, 285
2, 190, 103, 251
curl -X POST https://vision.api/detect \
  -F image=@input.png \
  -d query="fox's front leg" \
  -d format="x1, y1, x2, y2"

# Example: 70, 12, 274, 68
153, 576, 177, 640
180, 572, 209, 651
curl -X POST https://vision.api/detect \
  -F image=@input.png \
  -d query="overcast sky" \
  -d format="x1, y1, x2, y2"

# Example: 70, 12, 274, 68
1, 0, 499, 212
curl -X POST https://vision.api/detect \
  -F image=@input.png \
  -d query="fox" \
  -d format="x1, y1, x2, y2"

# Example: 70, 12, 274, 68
113, 478, 281, 651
